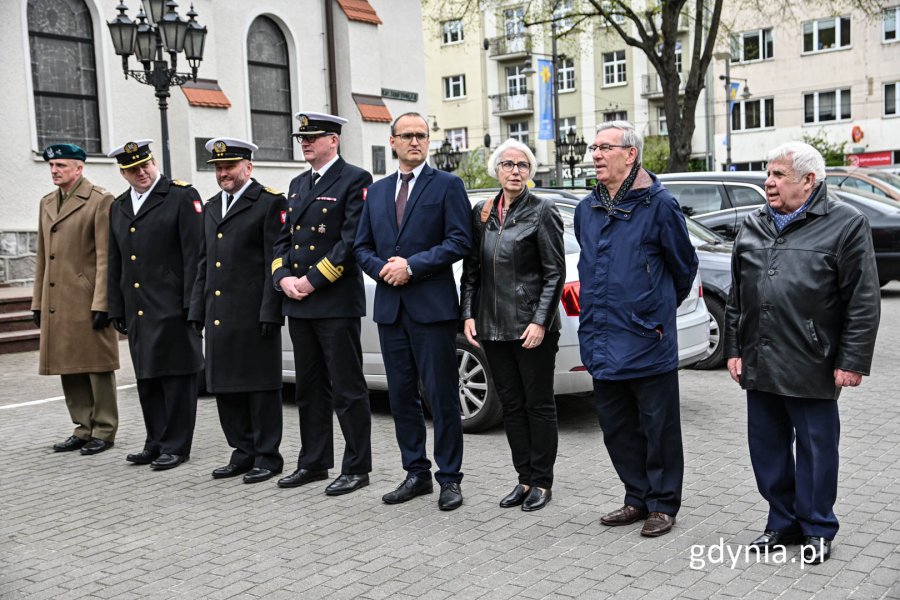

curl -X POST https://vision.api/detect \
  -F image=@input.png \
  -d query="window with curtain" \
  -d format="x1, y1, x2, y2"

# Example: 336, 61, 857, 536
248, 16, 293, 161
27, 0, 101, 153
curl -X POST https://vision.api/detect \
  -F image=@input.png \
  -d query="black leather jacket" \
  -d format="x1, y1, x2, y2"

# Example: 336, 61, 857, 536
460, 190, 565, 341
724, 182, 881, 399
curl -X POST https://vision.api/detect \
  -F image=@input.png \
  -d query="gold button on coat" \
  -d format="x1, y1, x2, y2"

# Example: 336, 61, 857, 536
137, 310, 144, 316
215, 261, 222, 267
129, 227, 136, 233
215, 290, 221, 296
134, 283, 140, 288
214, 320, 220, 326
130, 255, 136, 261
217, 233, 223, 239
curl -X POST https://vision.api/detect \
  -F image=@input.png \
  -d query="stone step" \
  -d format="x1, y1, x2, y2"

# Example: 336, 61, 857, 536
0, 289, 32, 314
0, 310, 37, 333
0, 329, 39, 354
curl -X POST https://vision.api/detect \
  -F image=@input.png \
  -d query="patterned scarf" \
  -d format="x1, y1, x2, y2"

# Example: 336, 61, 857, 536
595, 162, 641, 212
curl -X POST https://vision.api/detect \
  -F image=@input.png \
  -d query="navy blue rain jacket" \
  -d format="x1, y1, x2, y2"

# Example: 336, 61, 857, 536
574, 170, 698, 380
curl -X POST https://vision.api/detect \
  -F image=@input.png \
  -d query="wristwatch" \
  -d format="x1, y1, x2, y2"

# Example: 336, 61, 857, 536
406, 264, 413, 277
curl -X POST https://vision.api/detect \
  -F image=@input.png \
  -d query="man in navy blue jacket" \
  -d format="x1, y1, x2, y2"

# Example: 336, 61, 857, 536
574, 121, 698, 537
354, 112, 472, 511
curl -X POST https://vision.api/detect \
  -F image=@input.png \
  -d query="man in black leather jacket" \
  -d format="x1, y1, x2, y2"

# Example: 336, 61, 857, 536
724, 142, 880, 564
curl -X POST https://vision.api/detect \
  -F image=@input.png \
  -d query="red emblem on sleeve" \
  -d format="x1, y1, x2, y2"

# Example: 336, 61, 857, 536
280, 211, 287, 224
193, 200, 202, 213
362, 187, 367, 201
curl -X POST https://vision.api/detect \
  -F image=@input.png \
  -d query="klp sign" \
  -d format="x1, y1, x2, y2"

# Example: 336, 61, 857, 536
563, 165, 596, 180
847, 151, 893, 168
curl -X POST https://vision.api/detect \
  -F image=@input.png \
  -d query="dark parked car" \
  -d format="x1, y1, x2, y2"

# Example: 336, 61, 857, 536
693, 189, 900, 287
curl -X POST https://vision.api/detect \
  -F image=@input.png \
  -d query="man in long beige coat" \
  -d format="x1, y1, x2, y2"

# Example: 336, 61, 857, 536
32, 143, 120, 455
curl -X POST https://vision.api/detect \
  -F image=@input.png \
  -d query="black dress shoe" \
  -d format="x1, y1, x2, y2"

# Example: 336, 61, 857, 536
126, 449, 160, 465
53, 436, 88, 452
150, 454, 189, 470
325, 473, 370, 496
212, 463, 251, 479
801, 536, 832, 564
243, 467, 280, 484
382, 475, 434, 504
749, 529, 805, 548
80, 439, 114, 455
277, 468, 328, 488
499, 484, 529, 508
522, 487, 552, 512
438, 482, 463, 511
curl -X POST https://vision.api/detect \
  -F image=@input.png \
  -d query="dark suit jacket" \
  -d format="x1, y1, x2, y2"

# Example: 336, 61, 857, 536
107, 176, 204, 379
189, 179, 286, 393
353, 164, 473, 325
272, 157, 373, 319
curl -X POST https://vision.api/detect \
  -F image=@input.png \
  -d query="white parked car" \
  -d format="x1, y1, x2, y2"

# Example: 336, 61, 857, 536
282, 188, 710, 432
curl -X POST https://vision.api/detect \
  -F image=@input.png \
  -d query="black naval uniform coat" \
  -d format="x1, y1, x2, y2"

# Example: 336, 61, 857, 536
108, 176, 204, 379
272, 156, 371, 317
272, 156, 373, 474
189, 180, 286, 393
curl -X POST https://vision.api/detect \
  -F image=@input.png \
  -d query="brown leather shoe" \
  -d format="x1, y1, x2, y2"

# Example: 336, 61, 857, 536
600, 505, 648, 526
640, 512, 676, 537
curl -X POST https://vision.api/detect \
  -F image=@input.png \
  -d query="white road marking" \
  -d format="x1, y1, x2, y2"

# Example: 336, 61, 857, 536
0, 384, 138, 410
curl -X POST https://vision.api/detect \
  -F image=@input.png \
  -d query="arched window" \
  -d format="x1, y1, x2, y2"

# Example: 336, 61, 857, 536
27, 0, 101, 153
247, 16, 293, 161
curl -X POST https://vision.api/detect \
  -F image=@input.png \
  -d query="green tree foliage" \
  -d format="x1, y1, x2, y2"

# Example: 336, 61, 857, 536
455, 147, 498, 189
801, 131, 848, 167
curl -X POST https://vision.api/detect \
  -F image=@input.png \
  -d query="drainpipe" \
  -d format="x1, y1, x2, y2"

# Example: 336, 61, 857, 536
324, 0, 339, 113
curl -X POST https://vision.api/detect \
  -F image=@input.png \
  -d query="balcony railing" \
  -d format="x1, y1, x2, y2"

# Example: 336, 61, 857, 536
641, 72, 686, 97
491, 92, 534, 116
486, 34, 532, 59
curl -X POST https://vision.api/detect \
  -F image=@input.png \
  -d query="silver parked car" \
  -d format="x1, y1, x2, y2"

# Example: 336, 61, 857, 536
282, 188, 710, 432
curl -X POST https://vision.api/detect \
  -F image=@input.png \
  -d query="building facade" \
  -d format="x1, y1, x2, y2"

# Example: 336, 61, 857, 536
1, 0, 425, 285
425, 1, 900, 184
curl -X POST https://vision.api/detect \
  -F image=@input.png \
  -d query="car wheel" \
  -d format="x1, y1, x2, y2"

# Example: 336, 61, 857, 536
456, 337, 502, 432
692, 295, 725, 370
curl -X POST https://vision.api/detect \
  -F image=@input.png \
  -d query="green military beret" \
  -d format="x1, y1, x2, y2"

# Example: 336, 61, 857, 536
42, 143, 86, 162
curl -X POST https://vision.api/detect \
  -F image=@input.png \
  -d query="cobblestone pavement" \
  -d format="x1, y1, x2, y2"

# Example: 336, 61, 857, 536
2, 285, 899, 599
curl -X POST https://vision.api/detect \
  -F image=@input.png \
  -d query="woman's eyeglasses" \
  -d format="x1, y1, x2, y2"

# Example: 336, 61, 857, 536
498, 161, 530, 172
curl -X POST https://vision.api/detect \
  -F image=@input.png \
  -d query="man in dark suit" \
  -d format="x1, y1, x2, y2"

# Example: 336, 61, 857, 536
188, 137, 286, 484
107, 140, 203, 471
273, 112, 374, 496
354, 112, 473, 511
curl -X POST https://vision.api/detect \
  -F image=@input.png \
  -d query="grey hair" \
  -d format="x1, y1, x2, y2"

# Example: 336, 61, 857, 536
487, 138, 538, 180
766, 142, 826, 181
595, 120, 643, 163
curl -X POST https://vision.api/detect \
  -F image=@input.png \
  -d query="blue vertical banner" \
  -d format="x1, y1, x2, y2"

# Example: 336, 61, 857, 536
728, 82, 741, 113
537, 58, 555, 140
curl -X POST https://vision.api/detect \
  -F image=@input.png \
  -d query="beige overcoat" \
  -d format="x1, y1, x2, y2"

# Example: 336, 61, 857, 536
31, 177, 119, 374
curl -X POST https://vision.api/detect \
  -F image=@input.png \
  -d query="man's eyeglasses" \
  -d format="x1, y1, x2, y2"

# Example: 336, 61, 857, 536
588, 144, 632, 153
498, 161, 531, 173
394, 132, 429, 143
297, 133, 334, 143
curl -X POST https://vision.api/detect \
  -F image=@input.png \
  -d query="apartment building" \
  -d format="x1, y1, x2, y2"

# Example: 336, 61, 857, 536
426, 1, 900, 183
716, 4, 900, 170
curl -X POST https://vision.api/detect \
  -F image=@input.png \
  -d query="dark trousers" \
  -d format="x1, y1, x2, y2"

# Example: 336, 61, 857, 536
135, 373, 199, 455
747, 389, 840, 539
593, 369, 684, 516
482, 331, 559, 489
378, 310, 463, 485
289, 317, 371, 474
215, 390, 284, 472
60, 371, 118, 442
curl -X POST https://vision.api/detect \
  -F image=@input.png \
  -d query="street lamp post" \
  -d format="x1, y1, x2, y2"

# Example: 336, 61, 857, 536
107, 0, 207, 177
714, 52, 751, 172
557, 128, 587, 188
522, 22, 564, 186
433, 139, 463, 172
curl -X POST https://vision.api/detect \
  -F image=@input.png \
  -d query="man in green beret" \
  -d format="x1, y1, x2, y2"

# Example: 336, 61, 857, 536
32, 143, 120, 455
